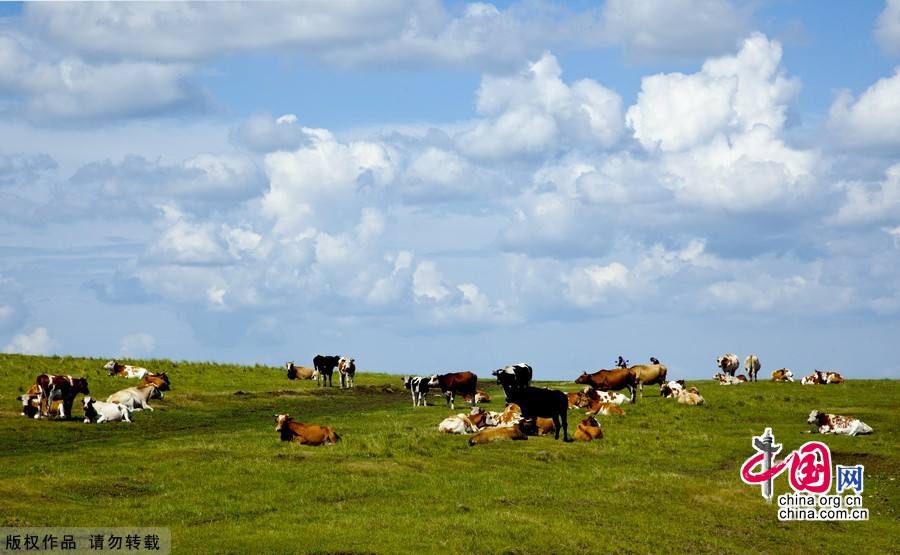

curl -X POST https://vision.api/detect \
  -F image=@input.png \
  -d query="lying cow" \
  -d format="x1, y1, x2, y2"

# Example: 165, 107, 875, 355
285, 362, 317, 380
275, 414, 341, 445
338, 357, 356, 389
823, 371, 844, 384
462, 389, 491, 404
141, 372, 170, 391
806, 410, 872, 436
659, 380, 685, 398
801, 371, 844, 385
438, 413, 481, 434
567, 391, 589, 409
713, 372, 742, 385
107, 384, 162, 411
771, 368, 794, 382
468, 422, 528, 446
744, 355, 761, 382
716, 353, 740, 376
587, 402, 625, 417
489, 403, 524, 428
574, 416, 603, 442
583, 387, 629, 406
402, 376, 431, 407
17, 384, 63, 418
492, 363, 532, 403
313, 354, 341, 387
104, 360, 149, 380
429, 371, 477, 410
575, 369, 636, 403
675, 387, 704, 406
82, 397, 132, 424
34, 374, 90, 419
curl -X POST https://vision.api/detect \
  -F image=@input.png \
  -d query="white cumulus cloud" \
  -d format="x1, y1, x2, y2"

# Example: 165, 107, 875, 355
4, 327, 56, 355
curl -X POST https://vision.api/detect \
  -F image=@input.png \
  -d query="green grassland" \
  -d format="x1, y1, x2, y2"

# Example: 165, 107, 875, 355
1, 354, 897, 554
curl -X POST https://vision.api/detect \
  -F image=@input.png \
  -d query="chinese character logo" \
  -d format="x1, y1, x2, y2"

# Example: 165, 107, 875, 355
740, 428, 833, 501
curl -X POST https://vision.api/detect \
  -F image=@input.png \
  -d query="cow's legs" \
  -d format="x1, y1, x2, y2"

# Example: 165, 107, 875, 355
629, 385, 636, 404
552, 415, 561, 440
560, 413, 571, 442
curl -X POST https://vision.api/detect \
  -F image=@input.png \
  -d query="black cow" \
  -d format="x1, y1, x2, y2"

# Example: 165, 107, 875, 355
492, 363, 532, 402
505, 386, 571, 442
313, 355, 341, 387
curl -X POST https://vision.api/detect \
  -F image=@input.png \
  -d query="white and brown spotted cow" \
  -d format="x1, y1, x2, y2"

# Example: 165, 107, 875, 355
771, 368, 794, 382
716, 353, 740, 377
806, 411, 872, 436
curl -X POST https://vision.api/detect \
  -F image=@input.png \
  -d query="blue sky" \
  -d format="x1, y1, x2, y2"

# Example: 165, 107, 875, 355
1, 1, 899, 379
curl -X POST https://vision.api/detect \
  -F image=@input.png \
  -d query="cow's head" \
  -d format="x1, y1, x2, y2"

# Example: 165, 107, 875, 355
74, 378, 90, 395
715, 356, 724, 368
659, 383, 672, 397
574, 372, 591, 385
82, 397, 97, 423
784, 369, 795, 382
103, 360, 117, 371
401, 376, 412, 389
427, 375, 439, 387
807, 410, 822, 425
286, 362, 297, 380
274, 413, 292, 432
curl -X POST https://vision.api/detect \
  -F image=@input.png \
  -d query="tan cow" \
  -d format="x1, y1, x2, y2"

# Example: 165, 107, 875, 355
744, 355, 761, 382
468, 422, 528, 446
587, 402, 625, 416
523, 417, 556, 436
567, 391, 589, 409
275, 414, 341, 445
771, 368, 794, 382
285, 362, 317, 380
140, 372, 170, 391
629, 364, 668, 397
573, 416, 603, 442
675, 387, 704, 406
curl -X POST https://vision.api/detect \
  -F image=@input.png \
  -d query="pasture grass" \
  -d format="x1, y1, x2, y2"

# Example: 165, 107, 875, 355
0, 354, 898, 554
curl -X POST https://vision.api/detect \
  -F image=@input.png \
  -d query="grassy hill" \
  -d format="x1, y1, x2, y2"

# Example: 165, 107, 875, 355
1, 354, 897, 554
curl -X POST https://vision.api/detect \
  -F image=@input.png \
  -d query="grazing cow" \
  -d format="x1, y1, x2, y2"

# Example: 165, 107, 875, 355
675, 387, 704, 406
107, 384, 162, 411
744, 355, 761, 382
285, 362, 317, 380
468, 422, 528, 446
82, 397, 132, 424
573, 416, 604, 442
503, 387, 571, 441
338, 357, 356, 389
402, 376, 432, 407
438, 413, 481, 434
275, 414, 341, 445
492, 363, 532, 402
140, 372, 170, 391
615, 356, 629, 369
17, 384, 63, 419
429, 371, 477, 410
771, 368, 794, 382
313, 355, 341, 387
716, 353, 740, 377
575, 369, 637, 403
806, 411, 872, 436
587, 402, 625, 417
462, 389, 491, 404
713, 372, 742, 385
34, 374, 90, 419
659, 380, 685, 398
104, 360, 150, 380
630, 363, 668, 397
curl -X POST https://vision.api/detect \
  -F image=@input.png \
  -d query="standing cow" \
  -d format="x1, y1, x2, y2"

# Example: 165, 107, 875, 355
402, 376, 432, 407
313, 355, 341, 387
629, 363, 667, 397
34, 374, 90, 419
716, 354, 740, 377
491, 363, 532, 403
338, 357, 356, 389
504, 386, 571, 442
428, 372, 477, 410
744, 355, 761, 382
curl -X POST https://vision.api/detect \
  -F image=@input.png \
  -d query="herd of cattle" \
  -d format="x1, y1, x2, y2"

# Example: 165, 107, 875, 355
17, 360, 170, 422
14, 353, 873, 445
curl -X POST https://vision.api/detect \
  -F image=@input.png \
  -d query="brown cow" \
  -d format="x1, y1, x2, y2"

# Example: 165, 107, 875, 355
771, 368, 795, 382
428, 371, 477, 410
34, 374, 90, 419
468, 422, 528, 446
275, 414, 341, 445
523, 417, 556, 436
567, 391, 589, 409
575, 369, 636, 403
586, 402, 625, 417
573, 416, 603, 442
462, 389, 491, 404
140, 372, 170, 391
